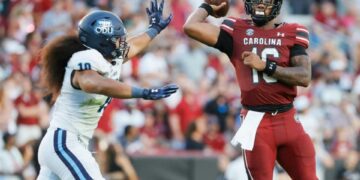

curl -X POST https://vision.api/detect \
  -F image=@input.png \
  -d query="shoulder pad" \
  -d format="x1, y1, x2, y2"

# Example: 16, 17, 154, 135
220, 17, 237, 36
68, 49, 111, 74
294, 24, 310, 49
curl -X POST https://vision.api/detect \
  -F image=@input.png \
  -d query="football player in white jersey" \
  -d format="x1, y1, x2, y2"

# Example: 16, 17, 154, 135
37, 0, 177, 179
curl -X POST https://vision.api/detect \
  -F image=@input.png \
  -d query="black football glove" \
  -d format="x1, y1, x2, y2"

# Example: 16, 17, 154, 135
146, 0, 173, 34
142, 84, 179, 100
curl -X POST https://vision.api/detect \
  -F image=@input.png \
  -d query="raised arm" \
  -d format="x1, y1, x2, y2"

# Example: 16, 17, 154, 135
126, 33, 151, 60
126, 0, 172, 60
183, 3, 227, 46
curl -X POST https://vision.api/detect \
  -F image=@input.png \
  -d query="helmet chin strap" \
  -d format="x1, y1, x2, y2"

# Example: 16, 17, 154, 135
248, 1, 282, 27
251, 11, 276, 27
252, 15, 269, 26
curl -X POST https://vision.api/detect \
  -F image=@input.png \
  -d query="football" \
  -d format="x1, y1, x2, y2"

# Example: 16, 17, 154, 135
205, 0, 230, 17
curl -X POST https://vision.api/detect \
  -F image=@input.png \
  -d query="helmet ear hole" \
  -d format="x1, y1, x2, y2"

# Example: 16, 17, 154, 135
80, 36, 87, 43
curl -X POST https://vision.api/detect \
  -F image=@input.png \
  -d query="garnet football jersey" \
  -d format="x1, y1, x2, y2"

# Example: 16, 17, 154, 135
216, 18, 309, 107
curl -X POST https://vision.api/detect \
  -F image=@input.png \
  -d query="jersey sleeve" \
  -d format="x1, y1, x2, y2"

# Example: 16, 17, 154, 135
214, 17, 236, 57
220, 17, 236, 36
67, 49, 111, 75
294, 25, 310, 49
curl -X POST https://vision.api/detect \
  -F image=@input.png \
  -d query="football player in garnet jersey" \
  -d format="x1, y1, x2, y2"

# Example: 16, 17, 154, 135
184, 0, 317, 179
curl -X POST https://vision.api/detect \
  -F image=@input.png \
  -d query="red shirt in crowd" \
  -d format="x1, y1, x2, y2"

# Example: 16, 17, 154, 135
170, 96, 203, 134
15, 93, 39, 125
314, 11, 345, 30
204, 133, 226, 153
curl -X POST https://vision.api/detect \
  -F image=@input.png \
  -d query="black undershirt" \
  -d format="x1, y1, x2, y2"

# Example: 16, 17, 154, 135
213, 29, 308, 59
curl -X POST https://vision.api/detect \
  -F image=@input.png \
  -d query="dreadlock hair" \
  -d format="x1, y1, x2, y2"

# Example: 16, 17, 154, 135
41, 35, 87, 95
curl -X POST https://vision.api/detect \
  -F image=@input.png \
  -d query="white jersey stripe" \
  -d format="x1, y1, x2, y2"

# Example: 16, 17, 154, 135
221, 24, 234, 32
243, 149, 254, 180
227, 17, 236, 22
296, 28, 309, 34
296, 36, 309, 44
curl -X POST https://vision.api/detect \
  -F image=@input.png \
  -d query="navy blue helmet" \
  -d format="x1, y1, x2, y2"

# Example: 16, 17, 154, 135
244, 0, 283, 26
78, 10, 129, 59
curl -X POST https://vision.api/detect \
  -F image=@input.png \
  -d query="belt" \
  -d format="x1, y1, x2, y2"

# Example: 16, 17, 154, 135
243, 103, 293, 115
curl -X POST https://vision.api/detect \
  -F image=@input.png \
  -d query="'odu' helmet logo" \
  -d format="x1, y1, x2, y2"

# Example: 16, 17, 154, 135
94, 19, 113, 35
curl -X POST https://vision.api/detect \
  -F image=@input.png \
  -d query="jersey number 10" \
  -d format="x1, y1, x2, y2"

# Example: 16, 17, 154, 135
251, 47, 279, 84
78, 63, 92, 71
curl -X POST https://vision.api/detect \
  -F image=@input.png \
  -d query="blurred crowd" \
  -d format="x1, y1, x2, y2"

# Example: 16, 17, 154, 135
0, 0, 360, 179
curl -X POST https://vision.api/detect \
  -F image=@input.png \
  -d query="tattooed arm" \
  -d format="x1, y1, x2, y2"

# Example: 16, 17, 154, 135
242, 44, 311, 87
272, 55, 311, 87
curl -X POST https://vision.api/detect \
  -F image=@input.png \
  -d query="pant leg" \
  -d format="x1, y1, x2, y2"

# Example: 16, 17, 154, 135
38, 128, 105, 180
276, 112, 317, 180
243, 116, 277, 180
37, 166, 61, 180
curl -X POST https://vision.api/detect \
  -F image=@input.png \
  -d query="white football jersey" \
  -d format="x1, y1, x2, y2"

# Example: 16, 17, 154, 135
50, 49, 123, 138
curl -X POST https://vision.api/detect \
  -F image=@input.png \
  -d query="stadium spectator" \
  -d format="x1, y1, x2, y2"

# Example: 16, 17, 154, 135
169, 79, 203, 149
0, 79, 17, 135
204, 94, 230, 133
314, 1, 345, 31
336, 150, 360, 179
119, 125, 142, 153
140, 109, 163, 150
184, 119, 206, 151
93, 136, 139, 180
0, 132, 34, 179
113, 99, 145, 138
39, 0, 72, 41
14, 76, 42, 147
169, 39, 208, 83
204, 116, 226, 153
138, 45, 169, 86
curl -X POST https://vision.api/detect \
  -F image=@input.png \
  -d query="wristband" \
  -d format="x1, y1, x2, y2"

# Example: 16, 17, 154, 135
146, 28, 159, 39
131, 87, 145, 98
199, 3, 213, 16
264, 61, 277, 76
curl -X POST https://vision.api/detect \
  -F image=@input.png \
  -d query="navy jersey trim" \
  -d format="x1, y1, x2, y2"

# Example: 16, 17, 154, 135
70, 70, 81, 90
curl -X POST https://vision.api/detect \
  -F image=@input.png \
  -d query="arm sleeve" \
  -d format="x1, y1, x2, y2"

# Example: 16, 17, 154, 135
67, 49, 111, 75
290, 44, 308, 58
295, 25, 310, 49
213, 18, 235, 57
214, 29, 233, 58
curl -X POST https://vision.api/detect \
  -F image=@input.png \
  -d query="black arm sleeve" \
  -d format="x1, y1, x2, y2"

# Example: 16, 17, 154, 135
213, 29, 233, 58
290, 44, 307, 58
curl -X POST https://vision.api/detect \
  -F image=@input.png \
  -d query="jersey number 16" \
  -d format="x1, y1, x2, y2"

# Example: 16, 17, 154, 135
251, 47, 279, 84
